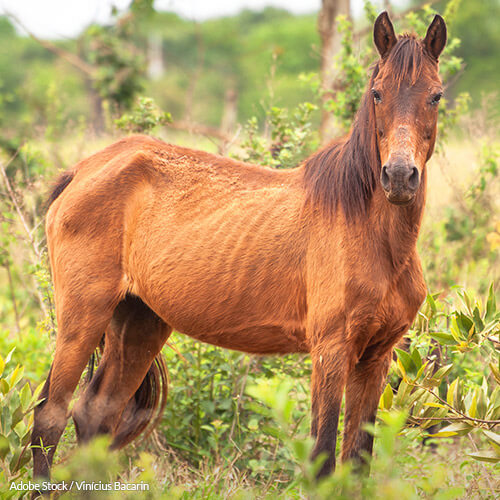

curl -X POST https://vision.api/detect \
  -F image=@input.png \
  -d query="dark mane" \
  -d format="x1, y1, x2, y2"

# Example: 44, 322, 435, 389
303, 35, 427, 220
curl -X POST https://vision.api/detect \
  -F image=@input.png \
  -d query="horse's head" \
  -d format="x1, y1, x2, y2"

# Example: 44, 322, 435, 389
372, 12, 446, 205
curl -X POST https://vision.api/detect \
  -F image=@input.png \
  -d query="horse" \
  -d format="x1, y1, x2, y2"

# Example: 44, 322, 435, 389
31, 11, 447, 487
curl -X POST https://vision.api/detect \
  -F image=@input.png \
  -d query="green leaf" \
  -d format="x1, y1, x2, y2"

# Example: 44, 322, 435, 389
11, 405, 24, 428
21, 428, 31, 447
430, 422, 473, 437
30, 382, 45, 407
472, 307, 484, 333
406, 388, 426, 409
456, 313, 474, 338
17, 450, 31, 470
423, 402, 447, 409
411, 348, 422, 371
447, 378, 458, 406
0, 379, 9, 394
4, 348, 15, 366
20, 382, 31, 412
394, 379, 412, 406
429, 332, 457, 345
396, 358, 406, 380
468, 450, 500, 463
490, 362, 500, 385
0, 435, 9, 460
379, 383, 393, 410
458, 289, 473, 314
415, 361, 428, 381
426, 293, 437, 313
8, 365, 24, 388
476, 387, 488, 419
485, 283, 496, 321
450, 318, 461, 342
292, 438, 311, 462
468, 390, 478, 418
431, 363, 454, 382
453, 378, 463, 411
395, 348, 417, 377
482, 429, 500, 447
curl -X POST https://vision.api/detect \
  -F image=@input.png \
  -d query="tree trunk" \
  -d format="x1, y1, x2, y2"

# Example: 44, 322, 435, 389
220, 85, 238, 134
77, 38, 105, 134
183, 23, 205, 124
318, 0, 351, 143
147, 33, 164, 79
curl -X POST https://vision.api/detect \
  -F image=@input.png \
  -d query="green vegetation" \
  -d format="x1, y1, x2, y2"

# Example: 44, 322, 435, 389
0, 0, 498, 137
0, 0, 498, 498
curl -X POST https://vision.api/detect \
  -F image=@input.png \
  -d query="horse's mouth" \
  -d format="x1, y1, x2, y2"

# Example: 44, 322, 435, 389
384, 192, 415, 206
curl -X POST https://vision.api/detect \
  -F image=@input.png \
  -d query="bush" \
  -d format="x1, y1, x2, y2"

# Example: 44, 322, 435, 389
0, 350, 43, 493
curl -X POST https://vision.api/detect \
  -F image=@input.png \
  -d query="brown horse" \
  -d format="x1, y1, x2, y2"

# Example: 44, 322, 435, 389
32, 12, 446, 485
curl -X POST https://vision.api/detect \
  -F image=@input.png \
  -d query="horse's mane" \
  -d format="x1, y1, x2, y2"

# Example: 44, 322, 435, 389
303, 35, 427, 220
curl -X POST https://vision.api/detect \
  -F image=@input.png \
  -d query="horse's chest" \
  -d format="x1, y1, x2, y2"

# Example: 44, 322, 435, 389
368, 266, 426, 345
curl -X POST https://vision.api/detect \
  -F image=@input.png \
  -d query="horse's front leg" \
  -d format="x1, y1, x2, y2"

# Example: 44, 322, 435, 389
341, 348, 391, 468
310, 338, 353, 478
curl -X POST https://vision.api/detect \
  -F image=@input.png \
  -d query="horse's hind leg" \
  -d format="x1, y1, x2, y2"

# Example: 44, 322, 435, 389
341, 349, 391, 467
31, 288, 120, 481
72, 295, 171, 449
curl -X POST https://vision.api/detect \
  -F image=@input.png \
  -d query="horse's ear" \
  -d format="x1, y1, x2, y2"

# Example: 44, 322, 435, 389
423, 14, 447, 61
374, 11, 397, 59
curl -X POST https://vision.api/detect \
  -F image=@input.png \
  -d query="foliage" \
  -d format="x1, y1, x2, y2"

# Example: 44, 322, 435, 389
0, 350, 43, 489
159, 336, 311, 471
325, 13, 374, 131
84, 21, 145, 115
237, 102, 318, 168
81, 0, 160, 116
115, 96, 172, 134
1, 0, 499, 138
245, 382, 469, 500
448, 0, 500, 105
387, 288, 500, 464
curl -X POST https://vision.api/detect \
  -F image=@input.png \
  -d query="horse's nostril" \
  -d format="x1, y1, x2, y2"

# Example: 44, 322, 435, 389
408, 166, 419, 191
381, 165, 390, 190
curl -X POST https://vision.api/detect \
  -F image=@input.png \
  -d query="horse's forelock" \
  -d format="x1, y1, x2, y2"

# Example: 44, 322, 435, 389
384, 35, 428, 88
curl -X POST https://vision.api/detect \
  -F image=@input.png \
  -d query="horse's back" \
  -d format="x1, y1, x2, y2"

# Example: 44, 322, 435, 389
46, 134, 299, 237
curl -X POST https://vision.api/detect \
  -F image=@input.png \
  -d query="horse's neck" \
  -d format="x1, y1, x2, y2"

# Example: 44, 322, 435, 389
369, 169, 427, 269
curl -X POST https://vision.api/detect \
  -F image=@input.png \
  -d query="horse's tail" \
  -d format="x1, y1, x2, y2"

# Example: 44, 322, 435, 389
85, 337, 169, 450
112, 354, 168, 449
47, 170, 75, 208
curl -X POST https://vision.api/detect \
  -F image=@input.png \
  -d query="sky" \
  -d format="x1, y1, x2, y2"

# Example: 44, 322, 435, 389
0, 0, 405, 40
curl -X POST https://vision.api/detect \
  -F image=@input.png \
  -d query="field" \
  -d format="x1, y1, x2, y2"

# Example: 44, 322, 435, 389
0, 1, 499, 498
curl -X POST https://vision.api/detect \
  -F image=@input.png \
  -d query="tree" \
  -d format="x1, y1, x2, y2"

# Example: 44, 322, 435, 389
317, 0, 351, 142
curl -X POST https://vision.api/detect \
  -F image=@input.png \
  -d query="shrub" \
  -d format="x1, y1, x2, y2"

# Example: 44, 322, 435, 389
0, 350, 43, 492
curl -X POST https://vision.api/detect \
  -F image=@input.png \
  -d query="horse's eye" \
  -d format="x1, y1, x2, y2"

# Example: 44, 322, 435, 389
431, 92, 443, 105
371, 89, 382, 104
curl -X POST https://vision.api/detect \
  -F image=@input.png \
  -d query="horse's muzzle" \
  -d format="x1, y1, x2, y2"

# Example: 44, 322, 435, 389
380, 163, 419, 205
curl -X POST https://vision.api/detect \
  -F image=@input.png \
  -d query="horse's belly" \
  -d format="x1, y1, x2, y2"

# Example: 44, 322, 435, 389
125, 183, 308, 353
132, 271, 307, 354
178, 324, 309, 354
128, 248, 307, 354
